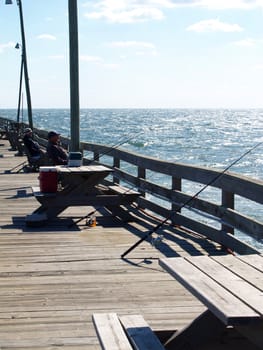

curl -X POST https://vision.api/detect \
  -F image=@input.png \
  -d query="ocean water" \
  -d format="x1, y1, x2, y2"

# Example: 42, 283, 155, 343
1, 108, 263, 250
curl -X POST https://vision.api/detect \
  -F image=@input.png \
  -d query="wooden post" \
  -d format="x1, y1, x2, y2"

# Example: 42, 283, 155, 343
94, 151, 99, 162
172, 177, 181, 211
138, 167, 146, 197
113, 158, 120, 184
222, 190, 234, 234
68, 0, 80, 152
171, 176, 182, 224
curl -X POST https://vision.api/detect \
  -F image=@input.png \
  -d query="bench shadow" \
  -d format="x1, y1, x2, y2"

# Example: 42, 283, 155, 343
4, 216, 81, 233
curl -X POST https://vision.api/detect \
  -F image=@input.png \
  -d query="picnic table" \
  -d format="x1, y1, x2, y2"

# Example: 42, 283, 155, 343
159, 254, 263, 349
26, 165, 140, 225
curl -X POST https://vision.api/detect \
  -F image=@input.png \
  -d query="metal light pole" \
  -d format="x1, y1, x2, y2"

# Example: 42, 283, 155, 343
6, 0, 33, 129
15, 43, 23, 123
68, 0, 80, 152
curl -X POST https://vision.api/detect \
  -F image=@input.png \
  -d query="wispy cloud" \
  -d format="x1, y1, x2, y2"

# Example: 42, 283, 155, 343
192, 0, 263, 10
0, 41, 15, 53
82, 0, 263, 23
83, 1, 165, 23
156, 0, 263, 10
37, 34, 57, 41
187, 19, 243, 32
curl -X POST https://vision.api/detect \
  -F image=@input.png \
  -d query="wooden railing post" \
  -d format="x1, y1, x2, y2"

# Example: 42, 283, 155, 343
172, 177, 181, 211
222, 190, 234, 234
113, 157, 120, 184
94, 152, 99, 162
138, 166, 146, 197
171, 177, 182, 224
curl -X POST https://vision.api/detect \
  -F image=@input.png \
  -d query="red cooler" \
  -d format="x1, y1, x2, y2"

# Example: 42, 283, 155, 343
39, 167, 58, 193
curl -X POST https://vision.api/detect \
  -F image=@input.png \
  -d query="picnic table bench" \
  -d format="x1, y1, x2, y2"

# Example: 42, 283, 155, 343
26, 165, 140, 225
159, 254, 263, 349
92, 313, 165, 350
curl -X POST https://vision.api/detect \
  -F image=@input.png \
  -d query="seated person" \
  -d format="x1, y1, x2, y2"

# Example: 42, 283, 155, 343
23, 128, 45, 160
47, 130, 68, 165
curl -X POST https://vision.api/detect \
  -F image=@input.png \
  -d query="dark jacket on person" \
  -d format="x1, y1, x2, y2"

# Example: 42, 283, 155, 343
47, 141, 68, 165
23, 134, 42, 157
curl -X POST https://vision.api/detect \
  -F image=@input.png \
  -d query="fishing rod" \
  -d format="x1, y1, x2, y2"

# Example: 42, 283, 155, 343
121, 141, 263, 258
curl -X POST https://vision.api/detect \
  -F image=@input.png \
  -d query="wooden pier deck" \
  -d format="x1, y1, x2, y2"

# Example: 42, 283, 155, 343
0, 139, 228, 349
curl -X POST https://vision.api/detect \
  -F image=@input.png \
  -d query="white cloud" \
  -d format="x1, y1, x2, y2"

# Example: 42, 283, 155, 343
0, 41, 15, 53
187, 19, 243, 32
84, 1, 165, 23
148, 0, 179, 8
37, 34, 57, 41
233, 38, 263, 47
193, 0, 263, 10
82, 0, 263, 24
154, 0, 263, 9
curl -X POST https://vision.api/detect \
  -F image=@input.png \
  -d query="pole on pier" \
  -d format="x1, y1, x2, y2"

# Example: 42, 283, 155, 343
68, 0, 80, 152
17, 0, 33, 129
6, 0, 33, 128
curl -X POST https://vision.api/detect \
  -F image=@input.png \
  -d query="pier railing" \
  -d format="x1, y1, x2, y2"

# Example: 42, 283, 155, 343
1, 117, 262, 254
79, 140, 263, 253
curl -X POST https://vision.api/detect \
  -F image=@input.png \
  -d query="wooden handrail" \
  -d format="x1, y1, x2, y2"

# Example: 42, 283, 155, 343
1, 116, 262, 252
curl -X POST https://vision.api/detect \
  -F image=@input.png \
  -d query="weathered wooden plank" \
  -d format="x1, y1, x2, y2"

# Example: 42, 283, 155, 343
92, 313, 133, 350
237, 254, 263, 272
212, 255, 263, 291
119, 314, 165, 350
159, 257, 260, 325
187, 255, 263, 315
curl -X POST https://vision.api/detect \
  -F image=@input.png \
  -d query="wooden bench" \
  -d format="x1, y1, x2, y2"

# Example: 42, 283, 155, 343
31, 186, 57, 198
0, 128, 6, 139
106, 184, 140, 221
92, 313, 165, 350
159, 255, 263, 349
26, 169, 142, 226
108, 185, 140, 197
5, 129, 24, 155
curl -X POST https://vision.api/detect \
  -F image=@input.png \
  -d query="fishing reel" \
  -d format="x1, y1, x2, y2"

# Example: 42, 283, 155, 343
151, 234, 164, 247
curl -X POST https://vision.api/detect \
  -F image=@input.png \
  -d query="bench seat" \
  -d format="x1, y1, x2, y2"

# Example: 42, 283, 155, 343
92, 313, 165, 350
108, 185, 140, 197
32, 186, 57, 198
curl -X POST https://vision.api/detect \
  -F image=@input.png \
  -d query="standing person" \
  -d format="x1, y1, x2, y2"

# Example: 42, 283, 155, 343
47, 130, 68, 165
23, 128, 45, 159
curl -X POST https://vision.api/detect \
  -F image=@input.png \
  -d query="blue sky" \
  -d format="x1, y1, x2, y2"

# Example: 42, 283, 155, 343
1, 0, 263, 108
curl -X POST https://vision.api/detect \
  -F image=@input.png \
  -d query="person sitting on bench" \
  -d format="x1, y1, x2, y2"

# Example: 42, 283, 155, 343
23, 128, 45, 160
47, 130, 68, 165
